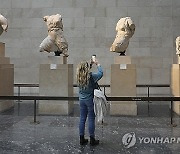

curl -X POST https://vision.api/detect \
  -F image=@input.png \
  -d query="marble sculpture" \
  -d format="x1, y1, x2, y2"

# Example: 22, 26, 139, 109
176, 36, 180, 56
39, 14, 68, 57
0, 14, 8, 36
110, 17, 135, 56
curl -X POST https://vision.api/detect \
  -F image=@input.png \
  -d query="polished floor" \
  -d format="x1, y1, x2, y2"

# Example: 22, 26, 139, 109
0, 101, 179, 154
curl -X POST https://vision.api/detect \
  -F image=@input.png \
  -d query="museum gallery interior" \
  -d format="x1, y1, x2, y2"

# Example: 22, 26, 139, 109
0, 0, 179, 153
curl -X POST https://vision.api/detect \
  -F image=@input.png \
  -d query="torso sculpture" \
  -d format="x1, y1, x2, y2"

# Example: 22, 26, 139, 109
176, 36, 180, 64
176, 36, 180, 56
110, 17, 135, 56
39, 14, 68, 57
0, 14, 8, 36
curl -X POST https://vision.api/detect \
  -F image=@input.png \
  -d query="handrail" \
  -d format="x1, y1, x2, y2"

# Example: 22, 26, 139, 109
0, 96, 176, 101
14, 84, 39, 87
13, 84, 110, 97
137, 84, 170, 87
13, 83, 170, 97
0, 96, 177, 127
14, 83, 170, 88
13, 83, 171, 101
13, 84, 172, 123
14, 83, 170, 97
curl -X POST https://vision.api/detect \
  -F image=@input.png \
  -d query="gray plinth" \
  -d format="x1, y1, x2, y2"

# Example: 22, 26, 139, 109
0, 42, 14, 112
48, 56, 67, 64
0, 42, 5, 57
171, 64, 180, 115
0, 65, 14, 112
39, 64, 73, 115
110, 56, 137, 116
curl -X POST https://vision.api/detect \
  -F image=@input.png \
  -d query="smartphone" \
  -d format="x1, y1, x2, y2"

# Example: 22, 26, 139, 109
91, 55, 96, 62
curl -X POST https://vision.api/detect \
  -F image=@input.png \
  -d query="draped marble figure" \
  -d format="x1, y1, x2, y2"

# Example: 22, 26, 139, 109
0, 14, 8, 36
110, 17, 135, 56
176, 36, 180, 56
39, 14, 68, 57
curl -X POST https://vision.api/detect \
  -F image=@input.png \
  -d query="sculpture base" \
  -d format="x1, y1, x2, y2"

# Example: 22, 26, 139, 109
114, 56, 131, 64
48, 56, 67, 64
173, 102, 180, 115
0, 42, 5, 57
39, 64, 73, 115
171, 64, 180, 115
110, 56, 137, 115
0, 64, 14, 112
0, 57, 10, 64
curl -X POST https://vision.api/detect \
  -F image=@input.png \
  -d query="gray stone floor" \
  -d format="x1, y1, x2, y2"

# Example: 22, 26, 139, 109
0, 101, 179, 154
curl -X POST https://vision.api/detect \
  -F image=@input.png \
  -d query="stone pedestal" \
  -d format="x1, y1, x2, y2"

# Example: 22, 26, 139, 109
114, 56, 131, 64
0, 57, 10, 64
171, 64, 180, 115
110, 56, 137, 115
0, 42, 14, 112
0, 42, 5, 57
48, 56, 67, 64
39, 61, 73, 115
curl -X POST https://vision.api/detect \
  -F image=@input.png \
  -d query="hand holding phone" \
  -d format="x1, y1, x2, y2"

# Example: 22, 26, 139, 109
91, 55, 96, 63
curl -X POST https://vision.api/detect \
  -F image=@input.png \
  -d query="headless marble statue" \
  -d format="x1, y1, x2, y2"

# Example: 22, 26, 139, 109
110, 17, 135, 56
39, 14, 68, 57
176, 36, 180, 63
0, 14, 8, 36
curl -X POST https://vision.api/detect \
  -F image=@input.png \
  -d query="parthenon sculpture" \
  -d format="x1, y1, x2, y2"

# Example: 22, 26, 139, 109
176, 36, 180, 64
110, 17, 135, 56
39, 14, 68, 57
0, 14, 8, 36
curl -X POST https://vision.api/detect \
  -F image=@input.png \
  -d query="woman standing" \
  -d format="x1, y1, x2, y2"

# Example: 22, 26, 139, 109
76, 58, 103, 146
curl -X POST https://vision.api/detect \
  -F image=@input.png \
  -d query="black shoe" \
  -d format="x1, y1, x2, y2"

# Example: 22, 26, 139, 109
80, 135, 88, 145
90, 136, 99, 146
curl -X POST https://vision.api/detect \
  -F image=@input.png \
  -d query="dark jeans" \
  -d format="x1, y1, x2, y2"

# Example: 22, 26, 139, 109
79, 99, 95, 137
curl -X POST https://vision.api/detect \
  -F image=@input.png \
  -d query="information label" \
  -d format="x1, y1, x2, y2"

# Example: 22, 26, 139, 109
120, 64, 127, 69
50, 64, 57, 70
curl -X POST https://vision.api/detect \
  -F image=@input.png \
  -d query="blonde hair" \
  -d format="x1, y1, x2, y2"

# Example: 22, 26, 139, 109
76, 61, 90, 88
